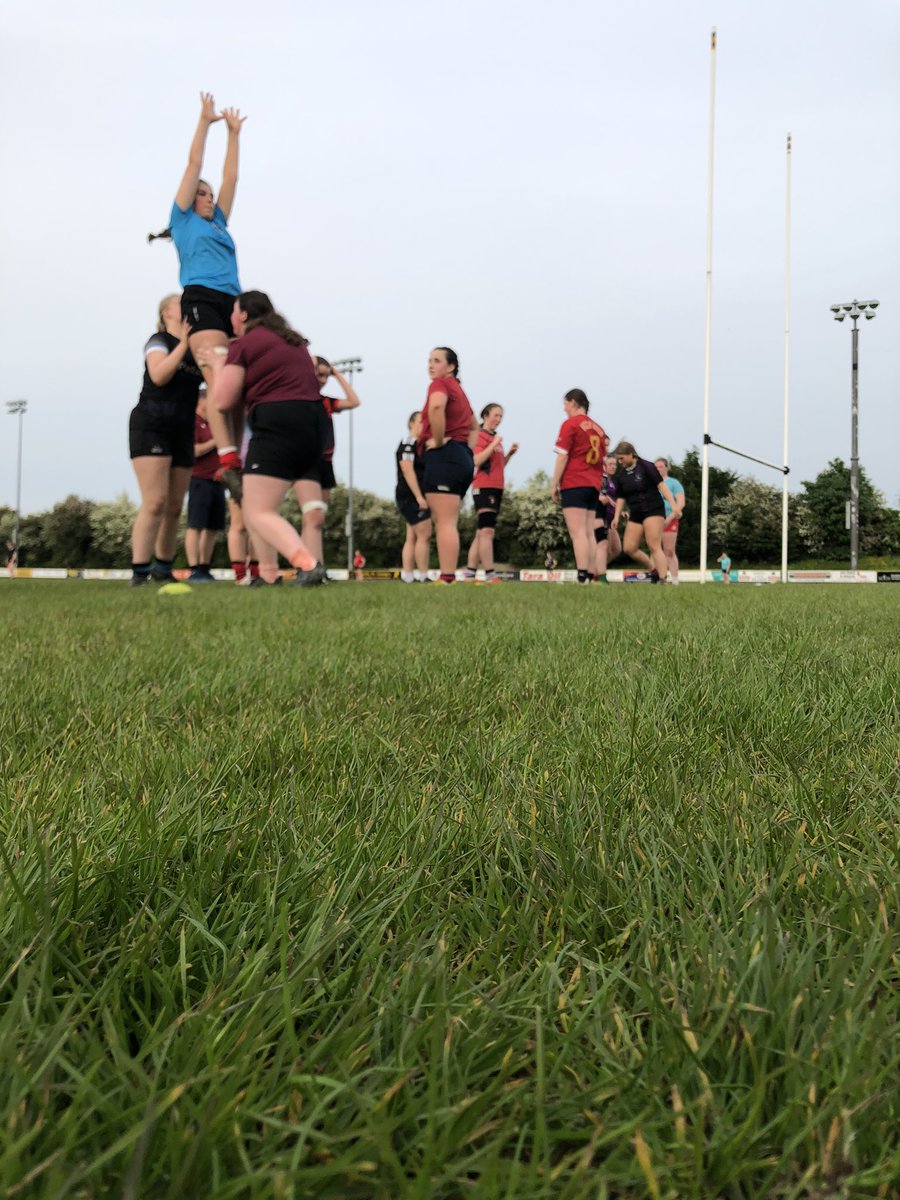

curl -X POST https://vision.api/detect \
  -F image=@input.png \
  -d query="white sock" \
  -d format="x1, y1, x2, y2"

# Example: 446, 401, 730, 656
402, 572, 415, 583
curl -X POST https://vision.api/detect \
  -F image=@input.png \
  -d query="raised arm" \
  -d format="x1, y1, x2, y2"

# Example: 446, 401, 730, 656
217, 107, 247, 221
329, 369, 360, 412
175, 93, 221, 212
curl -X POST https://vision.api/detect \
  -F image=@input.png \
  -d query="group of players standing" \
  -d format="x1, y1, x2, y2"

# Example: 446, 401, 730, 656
128, 93, 685, 589
394, 384, 686, 585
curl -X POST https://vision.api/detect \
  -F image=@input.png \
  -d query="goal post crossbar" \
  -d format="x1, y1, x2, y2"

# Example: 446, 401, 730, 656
704, 435, 789, 477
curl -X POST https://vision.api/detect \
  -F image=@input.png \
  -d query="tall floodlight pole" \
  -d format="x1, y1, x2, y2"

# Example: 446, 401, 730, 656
781, 134, 792, 584
699, 27, 717, 584
5, 399, 27, 556
331, 357, 364, 573
830, 301, 879, 571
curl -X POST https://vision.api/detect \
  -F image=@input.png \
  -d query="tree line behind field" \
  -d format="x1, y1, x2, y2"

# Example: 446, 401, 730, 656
2, 452, 898, 571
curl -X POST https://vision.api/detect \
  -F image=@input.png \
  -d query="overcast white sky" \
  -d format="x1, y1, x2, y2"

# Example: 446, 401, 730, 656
1, 0, 898, 515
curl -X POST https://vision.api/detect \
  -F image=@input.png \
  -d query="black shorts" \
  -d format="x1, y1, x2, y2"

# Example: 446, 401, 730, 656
473, 488, 503, 529
594, 525, 608, 543
298, 457, 337, 491
181, 285, 237, 336
627, 504, 665, 524
245, 400, 329, 482
129, 403, 194, 468
423, 441, 474, 498
397, 498, 430, 526
560, 486, 599, 510
187, 476, 227, 531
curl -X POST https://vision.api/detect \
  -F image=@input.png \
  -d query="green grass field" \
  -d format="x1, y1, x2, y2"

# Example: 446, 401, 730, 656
1, 581, 897, 1199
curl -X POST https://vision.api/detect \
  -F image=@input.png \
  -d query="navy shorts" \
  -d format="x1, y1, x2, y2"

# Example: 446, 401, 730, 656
245, 400, 329, 482
397, 498, 430, 526
187, 476, 227, 531
560, 486, 599, 510
181, 285, 236, 336
128, 403, 195, 468
423, 441, 474, 498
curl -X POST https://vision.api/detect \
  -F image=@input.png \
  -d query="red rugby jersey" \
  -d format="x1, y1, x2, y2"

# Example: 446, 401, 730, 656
555, 414, 606, 490
473, 428, 505, 489
420, 375, 474, 445
192, 413, 220, 480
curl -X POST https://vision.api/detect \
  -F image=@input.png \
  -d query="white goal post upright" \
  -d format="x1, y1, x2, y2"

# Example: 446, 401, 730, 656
699, 27, 717, 585
781, 134, 792, 584
698, 31, 792, 583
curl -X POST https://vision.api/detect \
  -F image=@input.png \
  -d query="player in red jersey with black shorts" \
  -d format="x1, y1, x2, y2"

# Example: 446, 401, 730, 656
463, 403, 519, 583
203, 291, 330, 586
551, 389, 607, 583
419, 347, 479, 584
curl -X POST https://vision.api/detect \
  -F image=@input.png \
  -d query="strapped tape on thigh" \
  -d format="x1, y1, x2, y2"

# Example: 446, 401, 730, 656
301, 499, 329, 516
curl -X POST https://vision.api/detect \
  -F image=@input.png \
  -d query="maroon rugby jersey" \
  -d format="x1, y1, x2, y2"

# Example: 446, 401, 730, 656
420, 375, 474, 445
226, 327, 320, 413
192, 413, 220, 480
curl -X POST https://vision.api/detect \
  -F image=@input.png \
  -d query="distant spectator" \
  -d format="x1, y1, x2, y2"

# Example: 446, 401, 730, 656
5, 540, 17, 578
544, 549, 557, 572
353, 549, 366, 582
717, 551, 732, 583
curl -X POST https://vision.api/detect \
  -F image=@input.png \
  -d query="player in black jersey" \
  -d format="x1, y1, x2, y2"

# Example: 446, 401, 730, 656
128, 294, 202, 584
395, 411, 431, 582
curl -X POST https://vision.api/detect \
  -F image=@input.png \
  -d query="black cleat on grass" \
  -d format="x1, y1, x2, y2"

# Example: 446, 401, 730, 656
293, 562, 328, 587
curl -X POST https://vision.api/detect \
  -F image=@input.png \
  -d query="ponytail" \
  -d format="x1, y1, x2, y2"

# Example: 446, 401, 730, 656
434, 346, 460, 381
148, 228, 172, 243
238, 290, 309, 346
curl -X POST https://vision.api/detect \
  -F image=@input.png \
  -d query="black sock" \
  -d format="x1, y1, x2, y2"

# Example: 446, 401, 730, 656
577, 569, 589, 583
131, 562, 151, 576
